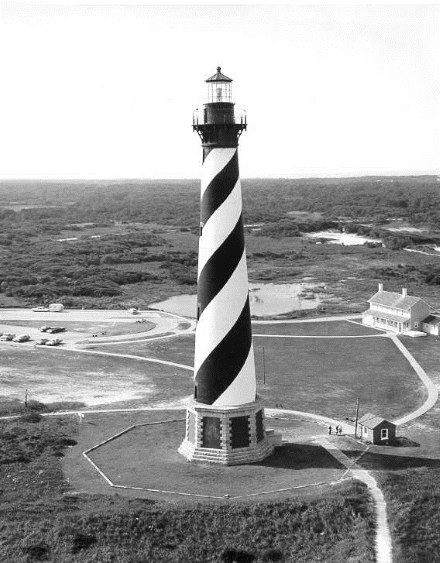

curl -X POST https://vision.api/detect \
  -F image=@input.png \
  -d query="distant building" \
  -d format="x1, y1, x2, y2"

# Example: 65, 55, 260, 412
421, 315, 440, 336
358, 413, 396, 444
362, 283, 430, 333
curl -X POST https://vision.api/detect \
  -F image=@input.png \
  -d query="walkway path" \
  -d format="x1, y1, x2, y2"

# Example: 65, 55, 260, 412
68, 348, 193, 372
388, 334, 439, 426
314, 436, 393, 563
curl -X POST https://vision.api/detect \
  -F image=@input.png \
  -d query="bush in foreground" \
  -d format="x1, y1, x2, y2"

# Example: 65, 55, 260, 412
0, 417, 375, 562
379, 468, 440, 563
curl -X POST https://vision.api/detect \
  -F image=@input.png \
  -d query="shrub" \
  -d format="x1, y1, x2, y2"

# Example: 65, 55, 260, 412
71, 533, 97, 554
20, 412, 43, 423
262, 548, 284, 562
221, 548, 256, 562
23, 543, 50, 561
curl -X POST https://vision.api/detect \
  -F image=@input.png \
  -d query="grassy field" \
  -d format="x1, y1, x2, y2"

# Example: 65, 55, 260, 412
393, 335, 440, 432
88, 420, 346, 498
100, 329, 425, 421
378, 468, 440, 563
253, 336, 425, 419
0, 346, 192, 411
252, 320, 381, 336
0, 414, 376, 563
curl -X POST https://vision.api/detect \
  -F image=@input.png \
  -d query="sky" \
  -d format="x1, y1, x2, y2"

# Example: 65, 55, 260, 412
0, 2, 439, 179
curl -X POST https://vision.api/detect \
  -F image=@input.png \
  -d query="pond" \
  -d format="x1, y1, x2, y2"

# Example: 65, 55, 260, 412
304, 230, 381, 246
150, 282, 326, 318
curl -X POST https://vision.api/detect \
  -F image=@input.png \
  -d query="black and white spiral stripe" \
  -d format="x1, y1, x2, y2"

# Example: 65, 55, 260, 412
194, 147, 256, 406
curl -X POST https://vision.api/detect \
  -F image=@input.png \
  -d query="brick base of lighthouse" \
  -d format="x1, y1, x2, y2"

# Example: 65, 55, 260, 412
178, 398, 281, 465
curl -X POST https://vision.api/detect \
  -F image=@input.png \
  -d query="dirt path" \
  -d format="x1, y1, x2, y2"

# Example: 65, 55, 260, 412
71, 348, 193, 372
314, 437, 393, 563
388, 334, 439, 426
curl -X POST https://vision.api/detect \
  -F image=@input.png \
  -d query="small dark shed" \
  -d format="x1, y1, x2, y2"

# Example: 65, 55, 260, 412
358, 413, 396, 445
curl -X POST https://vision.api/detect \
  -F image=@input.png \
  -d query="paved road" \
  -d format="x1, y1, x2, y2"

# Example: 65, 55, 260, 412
0, 308, 195, 347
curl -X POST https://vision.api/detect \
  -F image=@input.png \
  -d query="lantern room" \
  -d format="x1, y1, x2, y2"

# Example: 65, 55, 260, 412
205, 67, 233, 104
193, 66, 246, 146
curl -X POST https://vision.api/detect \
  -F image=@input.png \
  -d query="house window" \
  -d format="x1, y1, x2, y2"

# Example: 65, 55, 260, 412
363, 426, 367, 435
381, 428, 388, 440
414, 322, 419, 328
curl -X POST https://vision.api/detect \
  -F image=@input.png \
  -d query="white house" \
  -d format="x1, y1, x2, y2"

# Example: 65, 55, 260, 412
362, 283, 430, 333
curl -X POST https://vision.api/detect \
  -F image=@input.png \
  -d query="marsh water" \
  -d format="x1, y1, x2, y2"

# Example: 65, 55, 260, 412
304, 230, 381, 245
150, 282, 326, 318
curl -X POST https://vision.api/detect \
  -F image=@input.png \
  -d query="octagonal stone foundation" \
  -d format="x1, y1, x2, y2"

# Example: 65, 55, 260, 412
178, 398, 281, 465
80, 415, 348, 500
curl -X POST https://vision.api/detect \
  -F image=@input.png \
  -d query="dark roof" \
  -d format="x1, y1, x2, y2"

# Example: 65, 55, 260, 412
422, 315, 440, 326
358, 413, 393, 429
369, 290, 424, 310
206, 66, 233, 83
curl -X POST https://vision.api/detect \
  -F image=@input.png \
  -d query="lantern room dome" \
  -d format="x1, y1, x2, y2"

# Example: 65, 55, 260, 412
205, 66, 233, 83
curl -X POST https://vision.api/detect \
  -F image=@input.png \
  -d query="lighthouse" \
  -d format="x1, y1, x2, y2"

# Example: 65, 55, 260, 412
179, 68, 278, 465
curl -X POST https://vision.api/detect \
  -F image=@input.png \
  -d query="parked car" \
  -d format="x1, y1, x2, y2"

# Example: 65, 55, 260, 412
32, 306, 50, 312
13, 334, 30, 343
36, 338, 49, 345
47, 327, 66, 334
41, 326, 65, 333
0, 333, 15, 341
46, 338, 63, 346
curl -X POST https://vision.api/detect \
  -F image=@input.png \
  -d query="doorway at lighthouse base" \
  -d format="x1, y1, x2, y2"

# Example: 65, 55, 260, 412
179, 399, 282, 465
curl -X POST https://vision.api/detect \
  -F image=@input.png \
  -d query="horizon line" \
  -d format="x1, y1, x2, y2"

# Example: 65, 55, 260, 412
1, 171, 439, 182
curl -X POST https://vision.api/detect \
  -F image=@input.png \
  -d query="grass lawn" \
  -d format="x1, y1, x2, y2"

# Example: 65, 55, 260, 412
253, 320, 382, 336
87, 420, 346, 498
394, 335, 440, 432
378, 467, 440, 563
253, 336, 426, 420
0, 415, 376, 563
0, 346, 191, 411
96, 333, 195, 367
105, 332, 426, 421
1, 320, 432, 422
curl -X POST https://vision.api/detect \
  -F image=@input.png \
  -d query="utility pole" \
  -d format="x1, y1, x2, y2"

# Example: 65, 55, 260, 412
354, 396, 359, 438
262, 346, 266, 385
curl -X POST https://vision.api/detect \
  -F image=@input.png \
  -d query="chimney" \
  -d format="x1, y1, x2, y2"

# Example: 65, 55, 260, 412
378, 283, 384, 292
402, 288, 407, 297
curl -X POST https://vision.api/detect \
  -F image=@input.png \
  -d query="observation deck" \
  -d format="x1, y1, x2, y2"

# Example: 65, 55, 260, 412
193, 106, 247, 147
